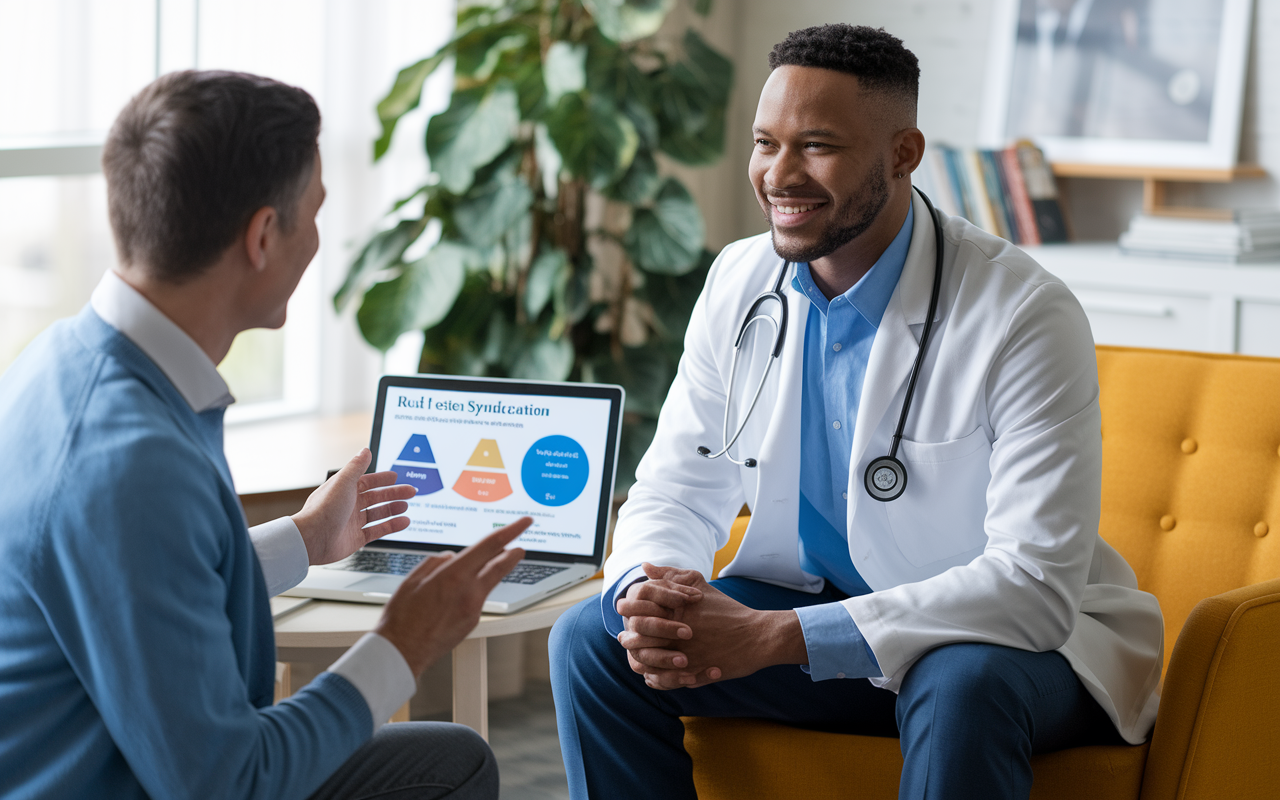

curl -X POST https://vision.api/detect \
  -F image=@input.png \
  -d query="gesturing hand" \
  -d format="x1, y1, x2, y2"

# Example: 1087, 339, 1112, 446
375, 517, 530, 676
618, 563, 807, 691
292, 448, 417, 565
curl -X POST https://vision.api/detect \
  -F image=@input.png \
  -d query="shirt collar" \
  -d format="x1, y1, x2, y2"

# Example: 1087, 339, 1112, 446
791, 202, 915, 328
90, 270, 236, 413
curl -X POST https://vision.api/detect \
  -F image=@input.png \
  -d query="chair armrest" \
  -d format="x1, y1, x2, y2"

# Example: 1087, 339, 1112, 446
1141, 577, 1280, 800
711, 514, 750, 579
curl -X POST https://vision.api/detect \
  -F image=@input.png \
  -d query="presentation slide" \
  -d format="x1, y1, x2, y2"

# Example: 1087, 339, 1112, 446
373, 385, 614, 556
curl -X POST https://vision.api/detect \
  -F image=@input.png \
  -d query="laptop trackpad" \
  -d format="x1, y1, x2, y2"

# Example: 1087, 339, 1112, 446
348, 576, 403, 594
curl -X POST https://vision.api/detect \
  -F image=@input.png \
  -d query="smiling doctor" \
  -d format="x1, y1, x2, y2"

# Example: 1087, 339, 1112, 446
549, 23, 1163, 800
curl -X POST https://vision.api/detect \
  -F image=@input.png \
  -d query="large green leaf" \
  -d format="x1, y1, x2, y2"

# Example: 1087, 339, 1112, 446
525, 248, 569, 319
624, 178, 705, 275
654, 30, 734, 165
467, 32, 530, 82
543, 41, 587, 105
426, 84, 520, 194
419, 274, 501, 373
373, 52, 450, 160
584, 34, 650, 108
545, 93, 638, 188
605, 147, 658, 204
454, 172, 534, 249
637, 248, 714, 338
674, 30, 732, 105
511, 335, 574, 381
334, 217, 426, 311
356, 241, 472, 351
622, 99, 659, 150
370, 3, 531, 161
582, 0, 675, 43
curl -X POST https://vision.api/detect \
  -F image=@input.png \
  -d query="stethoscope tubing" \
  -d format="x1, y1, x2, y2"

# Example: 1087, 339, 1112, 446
886, 190, 945, 461
699, 187, 945, 499
701, 260, 791, 466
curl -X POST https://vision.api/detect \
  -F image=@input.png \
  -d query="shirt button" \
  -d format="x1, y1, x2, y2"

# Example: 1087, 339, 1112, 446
836, 672, 846, 679
832, 343, 842, 352
842, 491, 848, 499
832, 420, 841, 429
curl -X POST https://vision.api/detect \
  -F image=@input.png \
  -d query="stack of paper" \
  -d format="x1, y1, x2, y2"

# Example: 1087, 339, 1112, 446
1120, 211, 1280, 263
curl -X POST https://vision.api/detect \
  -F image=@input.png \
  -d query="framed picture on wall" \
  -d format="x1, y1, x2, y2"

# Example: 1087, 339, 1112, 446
979, 0, 1254, 168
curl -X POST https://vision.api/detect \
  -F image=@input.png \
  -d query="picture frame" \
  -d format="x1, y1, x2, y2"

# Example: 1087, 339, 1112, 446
979, 0, 1254, 169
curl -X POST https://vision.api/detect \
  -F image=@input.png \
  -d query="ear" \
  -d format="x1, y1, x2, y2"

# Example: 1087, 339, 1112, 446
243, 206, 278, 274
892, 128, 926, 178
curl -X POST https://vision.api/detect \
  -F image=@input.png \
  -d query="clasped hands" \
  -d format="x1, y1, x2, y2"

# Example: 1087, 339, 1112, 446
617, 563, 807, 690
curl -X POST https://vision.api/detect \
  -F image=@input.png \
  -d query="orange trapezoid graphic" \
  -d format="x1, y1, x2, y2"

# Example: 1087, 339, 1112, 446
452, 470, 513, 502
453, 438, 513, 502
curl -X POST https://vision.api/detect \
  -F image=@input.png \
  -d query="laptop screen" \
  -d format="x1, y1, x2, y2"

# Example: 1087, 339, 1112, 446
368, 376, 623, 563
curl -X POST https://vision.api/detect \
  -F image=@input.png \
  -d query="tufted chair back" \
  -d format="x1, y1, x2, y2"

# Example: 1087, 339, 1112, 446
1095, 346, 1280, 673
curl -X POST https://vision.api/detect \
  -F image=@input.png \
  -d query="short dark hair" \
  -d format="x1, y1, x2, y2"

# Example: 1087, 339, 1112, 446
768, 24, 919, 108
102, 70, 321, 282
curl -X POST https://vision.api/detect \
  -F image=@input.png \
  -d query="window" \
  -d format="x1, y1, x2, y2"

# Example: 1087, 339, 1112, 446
0, 0, 454, 421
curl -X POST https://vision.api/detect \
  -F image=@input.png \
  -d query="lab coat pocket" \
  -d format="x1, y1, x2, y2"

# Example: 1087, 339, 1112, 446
885, 428, 992, 568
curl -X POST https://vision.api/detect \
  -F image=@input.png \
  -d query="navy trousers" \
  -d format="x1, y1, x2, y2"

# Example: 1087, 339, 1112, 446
549, 577, 1123, 800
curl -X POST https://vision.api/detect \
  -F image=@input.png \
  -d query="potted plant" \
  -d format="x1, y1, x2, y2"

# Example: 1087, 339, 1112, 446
336, 0, 732, 489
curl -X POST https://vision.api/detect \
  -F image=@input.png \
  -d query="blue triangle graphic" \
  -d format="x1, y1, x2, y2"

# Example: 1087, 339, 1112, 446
397, 434, 436, 464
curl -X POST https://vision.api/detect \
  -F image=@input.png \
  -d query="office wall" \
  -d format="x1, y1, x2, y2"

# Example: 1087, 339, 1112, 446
690, 0, 1280, 247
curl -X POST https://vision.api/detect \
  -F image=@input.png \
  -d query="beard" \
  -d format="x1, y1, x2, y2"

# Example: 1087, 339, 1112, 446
765, 160, 890, 263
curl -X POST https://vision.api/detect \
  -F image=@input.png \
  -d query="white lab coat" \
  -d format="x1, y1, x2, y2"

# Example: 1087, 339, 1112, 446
606, 191, 1163, 744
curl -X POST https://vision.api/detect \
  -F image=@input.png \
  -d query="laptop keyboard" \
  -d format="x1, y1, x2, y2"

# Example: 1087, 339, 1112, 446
329, 551, 569, 585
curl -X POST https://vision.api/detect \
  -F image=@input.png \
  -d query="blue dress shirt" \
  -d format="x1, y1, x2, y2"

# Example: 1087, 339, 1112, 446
790, 203, 913, 680
608, 205, 914, 682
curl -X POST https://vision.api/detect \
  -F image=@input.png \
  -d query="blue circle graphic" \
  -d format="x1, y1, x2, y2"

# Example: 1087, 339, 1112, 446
521, 435, 589, 507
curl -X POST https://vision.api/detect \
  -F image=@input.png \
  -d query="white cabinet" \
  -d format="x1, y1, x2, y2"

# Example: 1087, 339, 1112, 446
1237, 300, 1280, 357
1071, 288, 1213, 352
1021, 244, 1280, 356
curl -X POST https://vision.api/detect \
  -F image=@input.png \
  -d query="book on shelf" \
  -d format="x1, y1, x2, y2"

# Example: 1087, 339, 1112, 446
1120, 211, 1280, 262
913, 140, 1068, 246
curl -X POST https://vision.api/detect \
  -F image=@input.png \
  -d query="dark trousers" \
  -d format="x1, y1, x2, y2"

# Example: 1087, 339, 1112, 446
306, 721, 497, 800
549, 577, 1122, 800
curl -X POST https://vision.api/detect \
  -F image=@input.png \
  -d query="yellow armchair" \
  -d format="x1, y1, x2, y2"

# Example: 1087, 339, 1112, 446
683, 346, 1280, 799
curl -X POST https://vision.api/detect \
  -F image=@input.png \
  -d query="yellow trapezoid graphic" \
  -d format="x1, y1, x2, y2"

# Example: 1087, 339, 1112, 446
465, 438, 505, 469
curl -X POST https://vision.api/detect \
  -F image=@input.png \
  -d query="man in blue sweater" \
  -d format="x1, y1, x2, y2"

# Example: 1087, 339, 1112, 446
0, 70, 527, 799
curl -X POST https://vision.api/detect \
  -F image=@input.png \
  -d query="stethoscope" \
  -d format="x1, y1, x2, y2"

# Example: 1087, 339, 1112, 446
697, 188, 945, 503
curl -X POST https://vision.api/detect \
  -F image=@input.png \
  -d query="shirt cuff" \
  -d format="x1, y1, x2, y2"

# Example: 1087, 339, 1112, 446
326, 632, 418, 731
601, 565, 648, 637
249, 517, 310, 596
795, 602, 882, 681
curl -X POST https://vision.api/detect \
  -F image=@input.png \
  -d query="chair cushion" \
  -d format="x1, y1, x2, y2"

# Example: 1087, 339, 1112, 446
683, 717, 1149, 800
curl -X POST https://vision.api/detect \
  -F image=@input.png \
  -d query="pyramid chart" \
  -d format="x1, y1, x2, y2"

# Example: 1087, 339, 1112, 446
452, 438, 513, 502
390, 433, 443, 496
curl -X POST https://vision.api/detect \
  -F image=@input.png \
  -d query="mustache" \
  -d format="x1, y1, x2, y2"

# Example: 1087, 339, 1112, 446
762, 186, 827, 200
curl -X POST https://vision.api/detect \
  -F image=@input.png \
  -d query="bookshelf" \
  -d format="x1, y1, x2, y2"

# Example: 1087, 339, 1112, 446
1049, 162, 1268, 220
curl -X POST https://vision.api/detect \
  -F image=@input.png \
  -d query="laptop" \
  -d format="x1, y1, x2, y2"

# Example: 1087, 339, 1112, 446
282, 374, 624, 614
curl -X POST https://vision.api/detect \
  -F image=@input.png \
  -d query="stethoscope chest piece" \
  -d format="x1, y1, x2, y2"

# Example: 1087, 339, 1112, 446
864, 455, 907, 502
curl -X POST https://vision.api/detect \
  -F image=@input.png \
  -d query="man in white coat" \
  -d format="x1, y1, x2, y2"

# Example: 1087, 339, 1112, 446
549, 24, 1163, 800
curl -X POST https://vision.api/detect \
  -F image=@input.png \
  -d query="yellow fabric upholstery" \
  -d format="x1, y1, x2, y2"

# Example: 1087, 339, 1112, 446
683, 346, 1280, 799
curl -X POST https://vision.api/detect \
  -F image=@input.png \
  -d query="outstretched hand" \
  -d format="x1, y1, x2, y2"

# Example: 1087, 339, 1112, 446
617, 563, 807, 690
292, 448, 418, 565
376, 517, 530, 676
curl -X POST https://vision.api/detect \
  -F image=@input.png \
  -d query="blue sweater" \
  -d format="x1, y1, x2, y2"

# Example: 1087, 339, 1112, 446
0, 308, 371, 799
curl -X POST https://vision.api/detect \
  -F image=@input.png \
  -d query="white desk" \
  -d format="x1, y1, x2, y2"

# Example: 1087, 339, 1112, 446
272, 580, 601, 739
